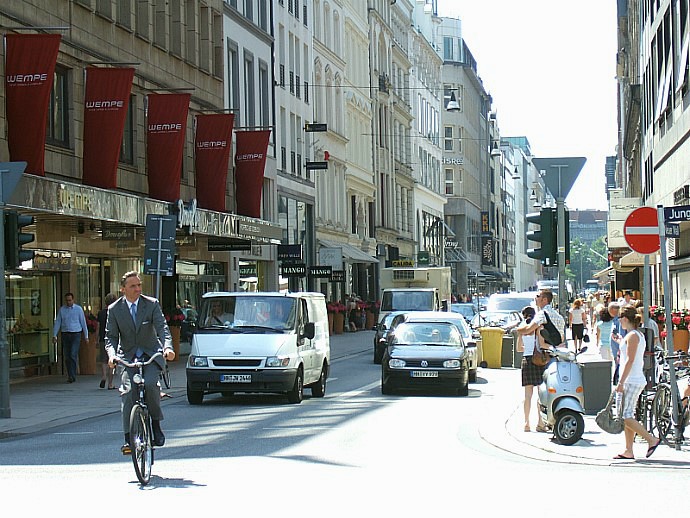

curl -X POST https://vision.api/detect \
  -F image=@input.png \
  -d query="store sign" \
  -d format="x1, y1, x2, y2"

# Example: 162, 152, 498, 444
278, 244, 303, 261
308, 266, 332, 278
101, 225, 135, 241
319, 247, 343, 270
330, 270, 345, 282
392, 260, 414, 267
673, 185, 689, 205
481, 211, 490, 234
33, 250, 71, 271
280, 263, 306, 277
237, 219, 283, 241
208, 238, 251, 252
59, 186, 94, 214
239, 264, 257, 277
174, 198, 198, 235
442, 157, 463, 165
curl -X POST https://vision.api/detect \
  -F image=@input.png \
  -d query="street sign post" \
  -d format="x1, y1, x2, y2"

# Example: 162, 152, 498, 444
623, 206, 660, 254
143, 214, 177, 300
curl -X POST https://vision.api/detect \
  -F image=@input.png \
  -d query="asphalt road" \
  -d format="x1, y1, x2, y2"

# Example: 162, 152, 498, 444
0, 331, 685, 514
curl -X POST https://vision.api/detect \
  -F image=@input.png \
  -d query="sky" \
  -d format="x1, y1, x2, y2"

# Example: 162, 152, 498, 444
437, 0, 617, 211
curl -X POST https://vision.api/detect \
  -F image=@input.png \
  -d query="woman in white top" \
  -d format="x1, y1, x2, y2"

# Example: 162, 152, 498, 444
516, 306, 547, 433
569, 298, 588, 352
613, 305, 660, 460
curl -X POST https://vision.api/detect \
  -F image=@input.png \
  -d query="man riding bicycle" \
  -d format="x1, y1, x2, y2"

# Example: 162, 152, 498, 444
105, 271, 175, 454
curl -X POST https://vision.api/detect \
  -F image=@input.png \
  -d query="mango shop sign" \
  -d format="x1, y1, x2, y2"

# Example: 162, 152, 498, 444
308, 266, 332, 278
280, 263, 306, 277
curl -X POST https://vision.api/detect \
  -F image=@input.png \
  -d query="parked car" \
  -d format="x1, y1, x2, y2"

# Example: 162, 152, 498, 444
470, 310, 522, 333
486, 292, 537, 313
381, 320, 470, 396
451, 303, 479, 321
383, 311, 479, 382
373, 311, 407, 364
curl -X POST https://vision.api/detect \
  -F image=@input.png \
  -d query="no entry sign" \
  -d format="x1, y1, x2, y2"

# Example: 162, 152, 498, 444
624, 206, 660, 254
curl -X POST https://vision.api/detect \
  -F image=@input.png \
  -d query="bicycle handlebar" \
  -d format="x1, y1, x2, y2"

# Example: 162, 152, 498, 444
115, 352, 164, 369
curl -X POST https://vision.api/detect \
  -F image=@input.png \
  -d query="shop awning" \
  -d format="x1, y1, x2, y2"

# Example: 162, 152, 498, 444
319, 240, 379, 264
619, 251, 652, 267
593, 266, 613, 278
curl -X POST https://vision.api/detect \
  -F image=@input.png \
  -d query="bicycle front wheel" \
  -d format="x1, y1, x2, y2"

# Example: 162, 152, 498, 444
129, 404, 153, 485
651, 383, 672, 446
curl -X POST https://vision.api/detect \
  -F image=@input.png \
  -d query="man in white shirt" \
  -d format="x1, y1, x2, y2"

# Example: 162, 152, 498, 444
521, 289, 566, 346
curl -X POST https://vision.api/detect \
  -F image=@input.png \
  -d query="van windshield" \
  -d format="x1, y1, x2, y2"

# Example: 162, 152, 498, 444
381, 291, 434, 312
199, 296, 297, 331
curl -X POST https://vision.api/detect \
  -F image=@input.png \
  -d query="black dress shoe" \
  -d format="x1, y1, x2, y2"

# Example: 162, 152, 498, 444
152, 421, 165, 447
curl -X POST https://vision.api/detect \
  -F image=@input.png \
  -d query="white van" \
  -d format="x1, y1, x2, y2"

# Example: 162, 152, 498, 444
186, 292, 330, 405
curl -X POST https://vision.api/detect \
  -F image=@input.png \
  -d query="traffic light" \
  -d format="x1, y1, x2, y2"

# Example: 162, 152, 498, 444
4, 210, 35, 268
526, 208, 557, 266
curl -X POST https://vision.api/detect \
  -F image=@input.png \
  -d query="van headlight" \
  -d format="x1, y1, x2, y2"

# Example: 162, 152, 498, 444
443, 359, 462, 368
189, 355, 208, 368
266, 356, 290, 367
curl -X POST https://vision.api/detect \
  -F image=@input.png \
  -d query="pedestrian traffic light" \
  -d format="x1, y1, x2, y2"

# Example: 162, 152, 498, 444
4, 210, 35, 268
526, 208, 557, 266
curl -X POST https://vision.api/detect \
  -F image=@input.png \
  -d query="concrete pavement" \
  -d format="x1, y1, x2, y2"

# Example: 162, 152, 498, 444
1, 331, 689, 468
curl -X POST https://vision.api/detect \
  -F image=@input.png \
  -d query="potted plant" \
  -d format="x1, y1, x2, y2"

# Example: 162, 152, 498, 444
328, 302, 347, 334
670, 309, 690, 353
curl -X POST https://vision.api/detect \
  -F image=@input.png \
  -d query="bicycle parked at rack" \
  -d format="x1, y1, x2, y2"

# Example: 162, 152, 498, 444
115, 352, 164, 485
650, 352, 690, 449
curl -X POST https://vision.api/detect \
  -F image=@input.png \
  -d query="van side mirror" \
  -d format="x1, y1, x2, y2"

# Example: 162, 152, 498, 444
303, 322, 315, 340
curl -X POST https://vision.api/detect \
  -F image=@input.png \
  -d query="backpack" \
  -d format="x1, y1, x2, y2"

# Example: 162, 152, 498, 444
540, 312, 563, 346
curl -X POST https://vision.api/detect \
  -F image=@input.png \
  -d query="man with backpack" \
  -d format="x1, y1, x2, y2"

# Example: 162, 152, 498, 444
521, 289, 566, 347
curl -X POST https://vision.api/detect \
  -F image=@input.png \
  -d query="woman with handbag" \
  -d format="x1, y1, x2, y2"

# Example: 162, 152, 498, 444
569, 298, 588, 353
613, 305, 660, 460
516, 306, 548, 433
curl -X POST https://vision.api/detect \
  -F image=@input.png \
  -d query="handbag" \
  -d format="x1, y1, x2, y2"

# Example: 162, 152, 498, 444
540, 312, 562, 346
595, 391, 625, 434
531, 344, 549, 367
583, 330, 590, 343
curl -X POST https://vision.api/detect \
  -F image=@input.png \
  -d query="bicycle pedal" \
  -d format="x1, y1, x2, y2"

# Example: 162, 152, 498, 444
121, 444, 132, 455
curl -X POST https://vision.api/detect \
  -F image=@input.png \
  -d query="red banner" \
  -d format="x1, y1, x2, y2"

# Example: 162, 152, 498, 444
195, 114, 235, 212
82, 67, 135, 189
4, 34, 62, 176
234, 130, 271, 219
146, 93, 190, 201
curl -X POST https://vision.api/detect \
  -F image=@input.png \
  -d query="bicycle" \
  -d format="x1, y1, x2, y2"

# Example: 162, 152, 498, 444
651, 352, 690, 450
115, 352, 164, 485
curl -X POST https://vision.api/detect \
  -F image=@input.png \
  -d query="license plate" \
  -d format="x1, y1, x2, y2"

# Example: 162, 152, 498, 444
220, 374, 251, 383
411, 370, 438, 378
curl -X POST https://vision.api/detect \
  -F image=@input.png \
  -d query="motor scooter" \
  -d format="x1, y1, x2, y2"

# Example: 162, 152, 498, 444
537, 346, 588, 445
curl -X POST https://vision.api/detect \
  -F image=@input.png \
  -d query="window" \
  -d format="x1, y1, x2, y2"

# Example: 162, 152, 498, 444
120, 95, 135, 164
244, 52, 255, 127
135, 0, 149, 39
185, 1, 197, 63
170, 0, 182, 55
444, 126, 453, 151
153, 0, 166, 48
96, 0, 112, 19
259, 61, 270, 128
199, 5, 210, 72
258, 0, 268, 30
47, 66, 69, 147
444, 37, 454, 60
244, 0, 253, 21
227, 40, 240, 123
351, 195, 357, 234
445, 168, 454, 195
117, 0, 131, 28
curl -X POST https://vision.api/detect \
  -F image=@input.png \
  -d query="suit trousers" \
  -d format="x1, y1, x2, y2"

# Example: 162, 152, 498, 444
119, 362, 163, 434
61, 332, 82, 379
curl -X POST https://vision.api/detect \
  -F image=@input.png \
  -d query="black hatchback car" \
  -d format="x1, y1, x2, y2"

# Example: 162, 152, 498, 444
381, 320, 469, 396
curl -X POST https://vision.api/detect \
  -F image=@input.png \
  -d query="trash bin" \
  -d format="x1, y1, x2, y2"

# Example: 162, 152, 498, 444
579, 359, 612, 415
501, 333, 514, 367
479, 327, 505, 368
511, 330, 523, 368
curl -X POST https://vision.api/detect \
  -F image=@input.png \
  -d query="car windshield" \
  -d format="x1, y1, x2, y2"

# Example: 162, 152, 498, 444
487, 295, 535, 313
392, 322, 462, 346
199, 296, 297, 330
471, 311, 520, 328
381, 291, 434, 312
451, 303, 477, 320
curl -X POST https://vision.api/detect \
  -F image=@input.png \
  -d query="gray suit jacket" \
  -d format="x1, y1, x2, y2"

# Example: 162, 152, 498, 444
104, 295, 172, 370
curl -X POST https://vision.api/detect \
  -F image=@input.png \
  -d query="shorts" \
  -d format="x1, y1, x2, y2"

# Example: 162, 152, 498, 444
621, 382, 646, 419
571, 323, 585, 340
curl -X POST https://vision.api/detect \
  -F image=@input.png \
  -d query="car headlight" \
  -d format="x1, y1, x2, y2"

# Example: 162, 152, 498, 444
389, 358, 406, 368
443, 359, 462, 368
189, 355, 208, 367
266, 356, 290, 367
